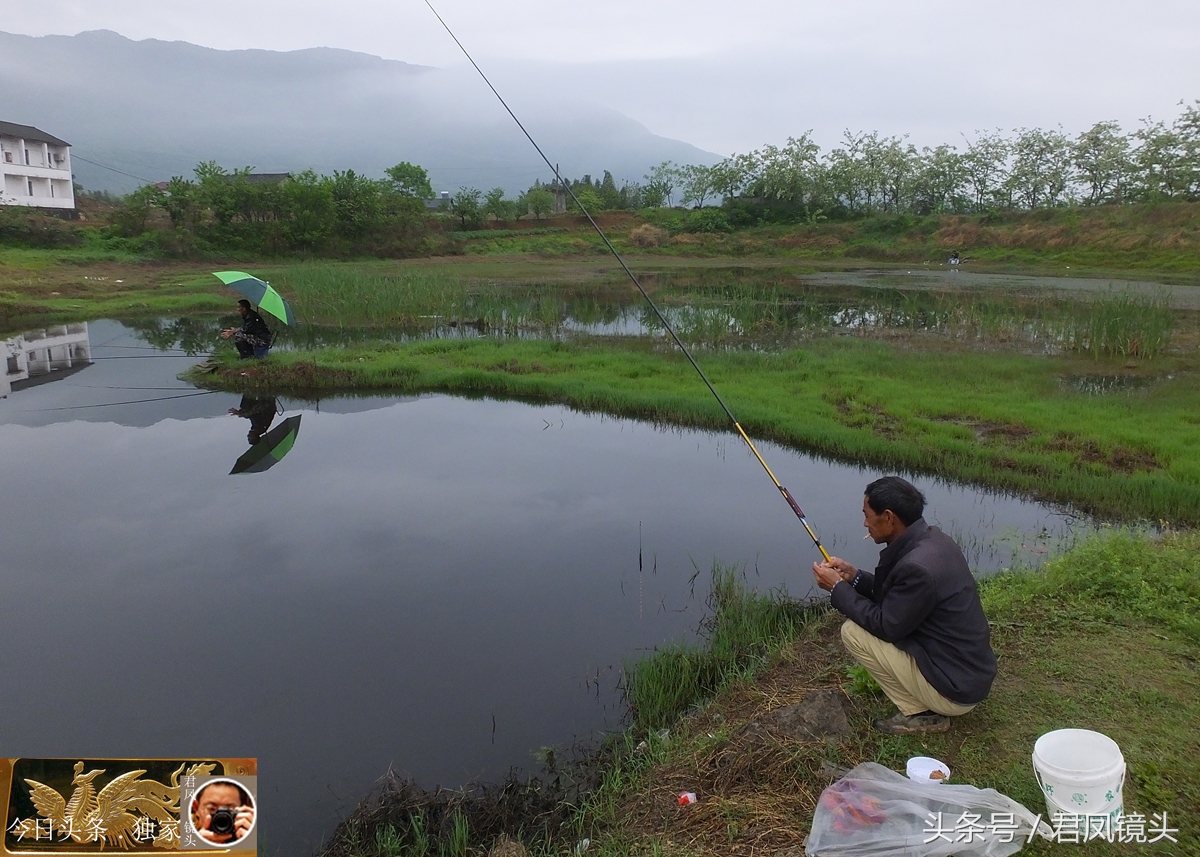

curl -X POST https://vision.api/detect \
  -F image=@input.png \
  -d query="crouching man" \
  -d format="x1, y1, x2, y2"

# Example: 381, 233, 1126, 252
812, 476, 996, 734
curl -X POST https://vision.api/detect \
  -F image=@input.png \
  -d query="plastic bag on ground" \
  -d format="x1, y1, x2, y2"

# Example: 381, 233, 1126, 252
806, 762, 1052, 857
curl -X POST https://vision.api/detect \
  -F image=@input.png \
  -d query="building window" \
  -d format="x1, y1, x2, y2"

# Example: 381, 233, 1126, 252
24, 149, 30, 165
28, 180, 34, 196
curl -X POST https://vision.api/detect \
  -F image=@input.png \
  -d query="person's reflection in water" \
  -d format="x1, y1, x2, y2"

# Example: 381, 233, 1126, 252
229, 395, 277, 444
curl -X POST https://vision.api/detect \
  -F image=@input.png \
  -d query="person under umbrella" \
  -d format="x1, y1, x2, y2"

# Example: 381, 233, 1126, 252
221, 299, 273, 359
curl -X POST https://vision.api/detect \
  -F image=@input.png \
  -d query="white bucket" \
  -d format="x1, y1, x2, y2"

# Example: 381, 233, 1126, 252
1032, 729, 1125, 818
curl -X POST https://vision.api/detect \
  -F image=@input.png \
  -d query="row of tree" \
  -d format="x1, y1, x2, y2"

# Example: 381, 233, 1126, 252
442, 185, 555, 228
458, 100, 1200, 222
87, 97, 1200, 257
112, 162, 577, 244
113, 161, 437, 255
445, 172, 644, 227
645, 101, 1200, 218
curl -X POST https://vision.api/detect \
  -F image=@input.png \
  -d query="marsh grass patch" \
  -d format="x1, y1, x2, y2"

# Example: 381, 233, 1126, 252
1044, 434, 1161, 474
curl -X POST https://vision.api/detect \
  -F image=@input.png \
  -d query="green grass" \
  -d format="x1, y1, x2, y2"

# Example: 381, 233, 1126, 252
623, 565, 822, 732
436, 202, 1200, 277
195, 334, 1200, 525
219, 263, 632, 333
572, 530, 1200, 856
448, 226, 571, 241
937, 530, 1200, 854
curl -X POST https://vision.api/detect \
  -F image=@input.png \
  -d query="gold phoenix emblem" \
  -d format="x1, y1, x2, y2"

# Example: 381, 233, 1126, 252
9, 761, 217, 850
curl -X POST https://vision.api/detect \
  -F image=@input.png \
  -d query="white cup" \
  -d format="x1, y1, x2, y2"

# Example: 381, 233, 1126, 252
907, 756, 951, 782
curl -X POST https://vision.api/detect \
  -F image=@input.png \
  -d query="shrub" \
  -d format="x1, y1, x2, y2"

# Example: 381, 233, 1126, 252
0, 207, 84, 248
629, 223, 668, 247
679, 208, 734, 234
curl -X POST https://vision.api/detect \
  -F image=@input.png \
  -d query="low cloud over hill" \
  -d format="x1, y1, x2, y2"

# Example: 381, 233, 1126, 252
0, 29, 717, 195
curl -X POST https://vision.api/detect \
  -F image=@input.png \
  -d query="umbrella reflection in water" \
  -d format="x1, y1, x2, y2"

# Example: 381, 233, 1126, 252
229, 397, 301, 474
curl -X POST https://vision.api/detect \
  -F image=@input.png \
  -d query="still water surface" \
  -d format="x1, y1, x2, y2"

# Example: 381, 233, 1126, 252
0, 320, 1084, 855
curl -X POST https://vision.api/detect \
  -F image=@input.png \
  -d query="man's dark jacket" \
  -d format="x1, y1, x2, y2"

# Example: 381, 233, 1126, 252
830, 518, 997, 705
239, 309, 272, 345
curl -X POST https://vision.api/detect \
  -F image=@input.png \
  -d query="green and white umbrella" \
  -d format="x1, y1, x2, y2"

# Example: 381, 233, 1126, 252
230, 415, 302, 474
213, 270, 295, 326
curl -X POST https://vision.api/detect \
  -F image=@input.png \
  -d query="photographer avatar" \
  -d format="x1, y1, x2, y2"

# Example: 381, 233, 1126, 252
191, 779, 255, 845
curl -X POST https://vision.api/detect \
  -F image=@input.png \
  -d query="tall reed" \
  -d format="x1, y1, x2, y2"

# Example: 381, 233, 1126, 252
1059, 291, 1174, 358
269, 267, 1180, 359
623, 565, 821, 731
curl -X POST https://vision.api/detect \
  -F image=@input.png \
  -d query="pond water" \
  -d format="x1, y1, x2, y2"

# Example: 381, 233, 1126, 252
0, 320, 1087, 856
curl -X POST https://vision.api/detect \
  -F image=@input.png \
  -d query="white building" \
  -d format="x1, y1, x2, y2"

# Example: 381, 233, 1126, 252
0, 120, 75, 210
2, 323, 92, 398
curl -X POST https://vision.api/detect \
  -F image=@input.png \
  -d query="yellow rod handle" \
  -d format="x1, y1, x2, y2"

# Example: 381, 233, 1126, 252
734, 424, 831, 563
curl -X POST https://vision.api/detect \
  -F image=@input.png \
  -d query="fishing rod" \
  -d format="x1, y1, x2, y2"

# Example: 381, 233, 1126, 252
423, 1, 831, 563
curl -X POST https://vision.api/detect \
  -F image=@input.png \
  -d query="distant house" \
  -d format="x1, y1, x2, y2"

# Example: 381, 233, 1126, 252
424, 190, 452, 211
0, 121, 75, 211
237, 172, 292, 186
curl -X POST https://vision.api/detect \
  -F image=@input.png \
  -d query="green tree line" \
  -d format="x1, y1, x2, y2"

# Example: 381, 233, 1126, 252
649, 100, 1200, 221
111, 161, 437, 256
448, 172, 644, 228
455, 99, 1200, 223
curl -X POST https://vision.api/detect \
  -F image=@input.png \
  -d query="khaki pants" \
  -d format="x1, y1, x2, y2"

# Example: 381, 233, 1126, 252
841, 620, 977, 717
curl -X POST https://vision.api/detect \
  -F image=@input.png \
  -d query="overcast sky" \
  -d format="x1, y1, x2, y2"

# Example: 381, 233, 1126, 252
4, 0, 1200, 156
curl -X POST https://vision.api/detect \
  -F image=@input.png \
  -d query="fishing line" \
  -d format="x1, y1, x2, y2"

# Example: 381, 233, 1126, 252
93, 331, 136, 349
423, 1, 830, 562
18, 390, 219, 413
67, 383, 208, 391
81, 354, 211, 360
94, 344, 212, 353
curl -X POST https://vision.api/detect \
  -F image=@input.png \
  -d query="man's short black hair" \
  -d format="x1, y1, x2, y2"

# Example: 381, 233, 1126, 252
237, 299, 252, 310
864, 476, 926, 526
196, 779, 251, 807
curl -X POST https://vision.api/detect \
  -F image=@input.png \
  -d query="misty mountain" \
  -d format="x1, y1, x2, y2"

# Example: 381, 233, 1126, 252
0, 29, 718, 196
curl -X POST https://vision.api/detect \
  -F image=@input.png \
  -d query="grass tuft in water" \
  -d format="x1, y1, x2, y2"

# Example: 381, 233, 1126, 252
1060, 290, 1175, 358
623, 564, 823, 732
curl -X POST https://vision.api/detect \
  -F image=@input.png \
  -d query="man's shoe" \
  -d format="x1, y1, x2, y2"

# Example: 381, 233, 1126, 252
872, 710, 951, 735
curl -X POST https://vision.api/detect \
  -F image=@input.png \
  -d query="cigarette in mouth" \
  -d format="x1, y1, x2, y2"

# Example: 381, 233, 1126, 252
863, 534, 871, 539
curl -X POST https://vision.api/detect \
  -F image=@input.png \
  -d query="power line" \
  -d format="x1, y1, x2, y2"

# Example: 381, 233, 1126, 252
70, 154, 158, 185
